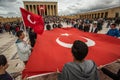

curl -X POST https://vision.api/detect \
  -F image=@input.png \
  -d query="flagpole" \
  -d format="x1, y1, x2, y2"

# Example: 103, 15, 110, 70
19, 8, 27, 36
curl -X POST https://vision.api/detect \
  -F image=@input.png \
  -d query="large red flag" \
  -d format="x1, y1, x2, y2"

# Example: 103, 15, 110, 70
20, 8, 44, 35
23, 28, 120, 77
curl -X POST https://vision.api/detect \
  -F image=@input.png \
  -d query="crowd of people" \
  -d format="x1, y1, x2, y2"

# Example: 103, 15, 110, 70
44, 16, 120, 38
0, 22, 24, 35
0, 16, 120, 37
0, 16, 120, 80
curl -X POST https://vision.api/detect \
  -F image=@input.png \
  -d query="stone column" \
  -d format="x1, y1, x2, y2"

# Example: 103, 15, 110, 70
48, 5, 49, 16
32, 5, 34, 13
50, 5, 52, 16
35, 5, 37, 14
101, 13, 103, 18
90, 14, 91, 19
44, 5, 45, 16
56, 4, 58, 16
51, 5, 53, 16
39, 5, 41, 15
99, 13, 101, 18
31, 5, 33, 13
25, 5, 27, 11
92, 14, 93, 18
30, 5, 32, 12
33, 5, 36, 14
95, 14, 97, 18
53, 5, 55, 16
46, 5, 49, 16
28, 5, 30, 12
98, 13, 100, 18
103, 13, 105, 18
95, 13, 98, 18
54, 5, 56, 16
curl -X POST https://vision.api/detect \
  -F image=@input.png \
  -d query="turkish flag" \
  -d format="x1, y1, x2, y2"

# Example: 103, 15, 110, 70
22, 28, 120, 77
20, 8, 44, 35
37, 5, 45, 15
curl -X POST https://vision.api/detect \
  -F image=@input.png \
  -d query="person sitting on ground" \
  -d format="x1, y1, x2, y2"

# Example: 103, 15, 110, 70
16, 30, 31, 65
58, 40, 100, 80
106, 23, 120, 37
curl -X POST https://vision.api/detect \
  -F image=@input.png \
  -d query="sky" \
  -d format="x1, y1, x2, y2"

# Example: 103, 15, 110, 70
0, 0, 120, 17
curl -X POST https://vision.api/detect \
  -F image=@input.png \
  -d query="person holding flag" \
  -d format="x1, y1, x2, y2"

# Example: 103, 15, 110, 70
17, 8, 44, 64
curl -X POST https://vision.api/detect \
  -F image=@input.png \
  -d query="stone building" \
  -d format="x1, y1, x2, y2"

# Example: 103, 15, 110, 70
61, 6, 120, 19
23, 0, 58, 16
0, 17, 21, 23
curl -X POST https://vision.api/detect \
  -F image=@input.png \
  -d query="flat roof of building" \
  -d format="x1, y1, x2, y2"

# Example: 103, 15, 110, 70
80, 5, 120, 14
23, 0, 58, 2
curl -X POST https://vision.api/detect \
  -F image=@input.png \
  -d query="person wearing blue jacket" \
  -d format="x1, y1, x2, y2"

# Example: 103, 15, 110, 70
107, 23, 120, 37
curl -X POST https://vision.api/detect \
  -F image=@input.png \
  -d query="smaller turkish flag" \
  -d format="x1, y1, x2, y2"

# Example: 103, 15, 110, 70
20, 8, 44, 35
39, 5, 45, 10
37, 5, 45, 15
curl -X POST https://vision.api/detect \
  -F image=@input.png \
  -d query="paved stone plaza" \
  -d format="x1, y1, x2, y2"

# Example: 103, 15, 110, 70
0, 23, 120, 80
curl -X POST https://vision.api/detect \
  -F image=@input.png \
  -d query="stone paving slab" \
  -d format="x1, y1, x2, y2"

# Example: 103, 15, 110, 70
1, 44, 17, 60
0, 33, 15, 47
7, 59, 24, 74
0, 39, 16, 54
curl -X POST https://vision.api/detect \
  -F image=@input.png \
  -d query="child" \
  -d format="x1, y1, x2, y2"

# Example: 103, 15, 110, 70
58, 40, 100, 80
0, 55, 13, 80
0, 55, 28, 80
16, 30, 31, 65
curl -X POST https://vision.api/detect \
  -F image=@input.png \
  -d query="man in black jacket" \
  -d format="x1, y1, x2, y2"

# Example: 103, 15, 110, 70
91, 22, 98, 33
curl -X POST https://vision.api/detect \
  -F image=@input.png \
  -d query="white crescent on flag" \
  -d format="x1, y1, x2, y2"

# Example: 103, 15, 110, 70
56, 33, 95, 48
27, 14, 36, 24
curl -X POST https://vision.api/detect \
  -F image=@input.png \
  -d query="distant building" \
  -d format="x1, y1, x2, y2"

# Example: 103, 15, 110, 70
0, 17, 21, 23
23, 0, 58, 16
61, 6, 120, 19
